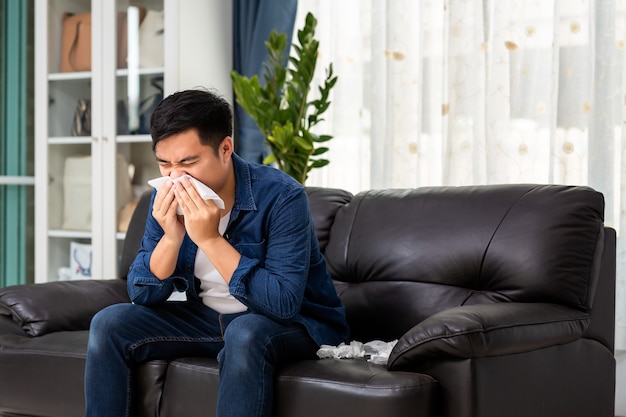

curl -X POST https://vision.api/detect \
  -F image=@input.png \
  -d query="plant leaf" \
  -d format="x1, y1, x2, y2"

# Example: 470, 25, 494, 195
230, 11, 337, 184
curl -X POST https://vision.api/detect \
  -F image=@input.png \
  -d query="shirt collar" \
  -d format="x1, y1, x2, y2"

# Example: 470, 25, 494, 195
232, 153, 257, 212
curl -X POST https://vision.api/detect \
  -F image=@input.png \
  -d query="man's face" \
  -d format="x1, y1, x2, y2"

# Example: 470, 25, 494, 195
154, 129, 232, 194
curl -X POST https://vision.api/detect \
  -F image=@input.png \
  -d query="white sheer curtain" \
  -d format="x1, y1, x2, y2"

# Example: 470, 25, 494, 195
295, 0, 626, 351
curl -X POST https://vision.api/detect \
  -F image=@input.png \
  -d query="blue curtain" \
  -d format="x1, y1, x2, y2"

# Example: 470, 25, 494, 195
232, 0, 298, 163
0, 0, 33, 286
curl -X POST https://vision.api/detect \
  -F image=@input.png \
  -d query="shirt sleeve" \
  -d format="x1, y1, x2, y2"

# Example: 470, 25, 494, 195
126, 192, 189, 305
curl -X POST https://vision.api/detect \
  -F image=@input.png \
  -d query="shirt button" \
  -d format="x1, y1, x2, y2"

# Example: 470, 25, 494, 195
186, 264, 193, 271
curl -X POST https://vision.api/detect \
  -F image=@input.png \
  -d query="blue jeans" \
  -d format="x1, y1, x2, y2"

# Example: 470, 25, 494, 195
84, 301, 318, 417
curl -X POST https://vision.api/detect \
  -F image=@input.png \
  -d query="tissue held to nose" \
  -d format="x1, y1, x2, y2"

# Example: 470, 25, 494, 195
147, 174, 225, 215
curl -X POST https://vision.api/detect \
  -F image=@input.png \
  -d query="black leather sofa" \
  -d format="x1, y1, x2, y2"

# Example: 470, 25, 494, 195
0, 184, 616, 417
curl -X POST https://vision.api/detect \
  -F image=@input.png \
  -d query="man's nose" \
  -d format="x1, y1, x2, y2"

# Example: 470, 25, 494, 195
169, 169, 187, 179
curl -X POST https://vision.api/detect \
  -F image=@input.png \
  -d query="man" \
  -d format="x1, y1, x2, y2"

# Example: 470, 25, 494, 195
84, 88, 350, 417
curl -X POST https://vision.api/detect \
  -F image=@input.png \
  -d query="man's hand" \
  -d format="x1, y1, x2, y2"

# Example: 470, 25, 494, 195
152, 180, 185, 244
173, 176, 222, 246
173, 176, 240, 283
150, 180, 186, 279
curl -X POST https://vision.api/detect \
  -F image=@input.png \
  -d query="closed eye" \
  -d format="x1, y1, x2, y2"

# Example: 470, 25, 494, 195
156, 157, 200, 168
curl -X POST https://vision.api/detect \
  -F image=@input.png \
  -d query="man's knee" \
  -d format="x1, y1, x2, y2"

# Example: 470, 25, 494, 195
91, 303, 132, 332
88, 303, 137, 350
222, 313, 284, 356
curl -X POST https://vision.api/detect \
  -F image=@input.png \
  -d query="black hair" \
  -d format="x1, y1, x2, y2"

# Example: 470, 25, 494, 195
150, 88, 233, 154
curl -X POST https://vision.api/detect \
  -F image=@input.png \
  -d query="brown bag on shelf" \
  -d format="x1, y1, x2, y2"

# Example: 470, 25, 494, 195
60, 12, 92, 72
61, 9, 147, 72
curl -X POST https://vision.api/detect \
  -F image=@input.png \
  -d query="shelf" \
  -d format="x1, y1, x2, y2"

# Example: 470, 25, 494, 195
48, 136, 93, 145
116, 67, 165, 77
48, 71, 92, 81
48, 229, 92, 239
48, 135, 152, 144
117, 134, 152, 143
48, 67, 164, 81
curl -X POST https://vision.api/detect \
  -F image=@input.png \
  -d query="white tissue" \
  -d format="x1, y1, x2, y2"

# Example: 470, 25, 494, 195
316, 340, 398, 365
147, 175, 225, 214
316, 341, 365, 360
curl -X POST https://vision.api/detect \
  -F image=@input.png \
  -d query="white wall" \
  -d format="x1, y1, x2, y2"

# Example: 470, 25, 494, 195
165, 0, 233, 101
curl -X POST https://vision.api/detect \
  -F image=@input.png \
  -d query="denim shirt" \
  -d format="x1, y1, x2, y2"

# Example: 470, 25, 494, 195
127, 153, 350, 347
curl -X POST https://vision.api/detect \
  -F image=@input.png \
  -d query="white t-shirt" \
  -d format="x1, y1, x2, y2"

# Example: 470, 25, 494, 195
194, 211, 248, 314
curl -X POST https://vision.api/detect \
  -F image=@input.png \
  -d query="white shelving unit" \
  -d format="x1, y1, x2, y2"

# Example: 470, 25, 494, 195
34, 0, 232, 283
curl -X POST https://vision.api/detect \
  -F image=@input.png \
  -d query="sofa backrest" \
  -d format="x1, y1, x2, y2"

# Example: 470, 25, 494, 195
320, 184, 606, 342
305, 187, 354, 253
119, 190, 153, 279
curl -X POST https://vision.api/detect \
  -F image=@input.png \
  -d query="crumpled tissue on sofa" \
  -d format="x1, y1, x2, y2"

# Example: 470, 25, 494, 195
316, 340, 398, 365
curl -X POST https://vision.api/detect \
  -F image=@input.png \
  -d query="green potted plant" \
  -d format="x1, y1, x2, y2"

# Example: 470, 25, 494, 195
230, 12, 337, 185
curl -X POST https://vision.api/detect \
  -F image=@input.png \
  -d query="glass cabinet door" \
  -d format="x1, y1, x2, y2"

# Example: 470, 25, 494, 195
36, 0, 228, 282
35, 0, 163, 282
41, 0, 94, 282
111, 0, 163, 275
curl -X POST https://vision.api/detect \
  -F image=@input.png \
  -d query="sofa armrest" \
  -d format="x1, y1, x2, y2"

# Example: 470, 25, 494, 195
0, 279, 129, 337
388, 302, 590, 371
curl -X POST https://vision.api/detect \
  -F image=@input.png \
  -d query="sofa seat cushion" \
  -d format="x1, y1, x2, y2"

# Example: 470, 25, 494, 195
0, 330, 88, 417
150, 357, 437, 417
156, 358, 220, 417
276, 358, 437, 417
